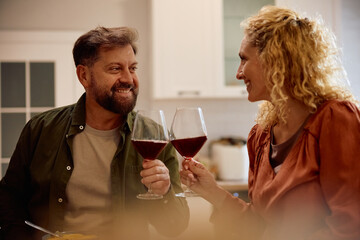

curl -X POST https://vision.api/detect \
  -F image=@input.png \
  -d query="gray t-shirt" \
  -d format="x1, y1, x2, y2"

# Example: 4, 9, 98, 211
63, 124, 120, 234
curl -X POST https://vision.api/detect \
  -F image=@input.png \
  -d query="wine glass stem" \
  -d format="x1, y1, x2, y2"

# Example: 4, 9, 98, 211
148, 183, 153, 194
184, 157, 192, 192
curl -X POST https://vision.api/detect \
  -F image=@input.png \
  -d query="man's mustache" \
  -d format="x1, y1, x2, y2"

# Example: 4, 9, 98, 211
111, 83, 135, 91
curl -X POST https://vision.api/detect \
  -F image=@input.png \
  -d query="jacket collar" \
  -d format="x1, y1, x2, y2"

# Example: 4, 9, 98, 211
71, 93, 86, 127
68, 93, 135, 135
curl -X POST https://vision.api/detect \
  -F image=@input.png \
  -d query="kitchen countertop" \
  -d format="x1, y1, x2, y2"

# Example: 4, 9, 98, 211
217, 179, 248, 192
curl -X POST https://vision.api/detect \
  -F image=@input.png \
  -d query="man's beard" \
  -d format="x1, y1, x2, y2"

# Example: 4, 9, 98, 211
90, 74, 138, 116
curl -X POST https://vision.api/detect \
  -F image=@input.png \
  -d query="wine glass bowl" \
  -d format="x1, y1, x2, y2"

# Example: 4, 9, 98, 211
170, 107, 207, 197
171, 136, 208, 159
131, 109, 169, 200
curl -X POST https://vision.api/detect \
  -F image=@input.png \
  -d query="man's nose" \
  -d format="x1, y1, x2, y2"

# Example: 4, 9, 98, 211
120, 68, 133, 82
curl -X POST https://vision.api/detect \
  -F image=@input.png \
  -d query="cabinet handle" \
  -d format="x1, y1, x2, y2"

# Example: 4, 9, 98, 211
177, 90, 200, 96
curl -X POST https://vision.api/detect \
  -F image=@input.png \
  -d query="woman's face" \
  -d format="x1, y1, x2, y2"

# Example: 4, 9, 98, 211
236, 36, 271, 102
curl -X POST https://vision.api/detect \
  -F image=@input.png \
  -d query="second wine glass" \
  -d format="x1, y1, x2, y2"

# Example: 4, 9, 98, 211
170, 107, 208, 197
131, 109, 169, 200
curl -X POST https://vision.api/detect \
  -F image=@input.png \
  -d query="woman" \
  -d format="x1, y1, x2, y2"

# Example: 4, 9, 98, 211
180, 6, 360, 240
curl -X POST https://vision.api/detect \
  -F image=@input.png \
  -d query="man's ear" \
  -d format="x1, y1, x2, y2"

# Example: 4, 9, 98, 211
76, 65, 91, 88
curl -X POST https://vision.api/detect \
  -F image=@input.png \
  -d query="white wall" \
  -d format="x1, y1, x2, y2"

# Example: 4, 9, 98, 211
0, 0, 258, 157
0, 0, 153, 109
341, 0, 360, 99
1, 0, 359, 157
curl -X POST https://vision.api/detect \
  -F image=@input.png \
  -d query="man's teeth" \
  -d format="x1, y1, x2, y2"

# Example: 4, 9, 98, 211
117, 88, 131, 93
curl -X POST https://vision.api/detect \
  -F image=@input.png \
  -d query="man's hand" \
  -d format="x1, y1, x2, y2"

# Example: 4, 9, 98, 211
140, 159, 171, 195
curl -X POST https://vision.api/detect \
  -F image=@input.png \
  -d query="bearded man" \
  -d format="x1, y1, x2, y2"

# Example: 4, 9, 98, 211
0, 27, 189, 240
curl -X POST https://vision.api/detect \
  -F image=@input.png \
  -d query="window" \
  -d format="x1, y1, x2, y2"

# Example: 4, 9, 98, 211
0, 61, 55, 176
0, 31, 82, 179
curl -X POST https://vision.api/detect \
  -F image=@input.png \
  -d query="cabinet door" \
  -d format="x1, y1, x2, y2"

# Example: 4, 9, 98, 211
0, 31, 83, 178
218, 0, 275, 98
151, 0, 338, 99
151, 0, 276, 99
151, 0, 217, 99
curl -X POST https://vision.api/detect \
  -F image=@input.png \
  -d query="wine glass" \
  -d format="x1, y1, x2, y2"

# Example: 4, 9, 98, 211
170, 107, 208, 197
131, 109, 169, 200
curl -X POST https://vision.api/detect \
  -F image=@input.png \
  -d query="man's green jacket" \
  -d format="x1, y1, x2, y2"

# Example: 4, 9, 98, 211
0, 94, 189, 240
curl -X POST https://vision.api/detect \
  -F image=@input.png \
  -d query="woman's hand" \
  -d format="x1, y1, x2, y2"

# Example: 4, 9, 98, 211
180, 159, 228, 208
140, 159, 170, 195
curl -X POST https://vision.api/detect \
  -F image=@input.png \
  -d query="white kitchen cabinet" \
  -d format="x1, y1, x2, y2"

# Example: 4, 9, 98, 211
151, 0, 273, 99
151, 0, 340, 99
151, 0, 220, 99
151, 0, 247, 99
219, 0, 275, 97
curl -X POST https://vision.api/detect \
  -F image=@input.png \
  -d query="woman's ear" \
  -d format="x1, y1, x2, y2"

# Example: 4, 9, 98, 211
76, 65, 90, 89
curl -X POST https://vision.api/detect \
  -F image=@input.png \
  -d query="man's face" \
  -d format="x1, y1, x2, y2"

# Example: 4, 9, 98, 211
87, 44, 139, 116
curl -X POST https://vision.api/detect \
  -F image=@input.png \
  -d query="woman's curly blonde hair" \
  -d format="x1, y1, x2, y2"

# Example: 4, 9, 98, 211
241, 5, 356, 128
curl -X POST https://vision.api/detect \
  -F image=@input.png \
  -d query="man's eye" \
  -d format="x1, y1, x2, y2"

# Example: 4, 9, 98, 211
130, 66, 138, 72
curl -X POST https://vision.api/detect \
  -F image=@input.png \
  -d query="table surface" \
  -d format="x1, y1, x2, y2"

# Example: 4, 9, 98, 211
217, 179, 248, 192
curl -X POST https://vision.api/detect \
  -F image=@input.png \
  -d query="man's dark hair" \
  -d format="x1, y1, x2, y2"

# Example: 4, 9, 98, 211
73, 26, 138, 67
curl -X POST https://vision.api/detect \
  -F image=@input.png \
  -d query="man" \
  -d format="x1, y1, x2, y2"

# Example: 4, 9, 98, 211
0, 26, 189, 240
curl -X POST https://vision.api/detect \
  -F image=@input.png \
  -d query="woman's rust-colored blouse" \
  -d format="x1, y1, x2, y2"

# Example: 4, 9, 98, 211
213, 100, 360, 240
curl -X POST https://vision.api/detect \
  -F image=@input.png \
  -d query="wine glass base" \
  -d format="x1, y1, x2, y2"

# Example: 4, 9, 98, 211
137, 193, 163, 200
175, 191, 199, 198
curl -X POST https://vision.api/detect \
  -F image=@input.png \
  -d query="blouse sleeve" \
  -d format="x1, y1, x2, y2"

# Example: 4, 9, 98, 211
247, 124, 260, 202
311, 101, 360, 239
210, 124, 265, 239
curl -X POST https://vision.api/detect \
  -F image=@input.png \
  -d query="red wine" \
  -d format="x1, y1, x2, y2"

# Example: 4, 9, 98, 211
171, 136, 207, 158
132, 140, 168, 160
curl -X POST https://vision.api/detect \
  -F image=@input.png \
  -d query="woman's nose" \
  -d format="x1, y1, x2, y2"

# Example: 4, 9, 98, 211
236, 70, 244, 80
